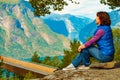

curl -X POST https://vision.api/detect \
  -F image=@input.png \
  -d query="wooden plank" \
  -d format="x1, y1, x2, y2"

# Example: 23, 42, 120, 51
3, 64, 45, 78
0, 56, 56, 75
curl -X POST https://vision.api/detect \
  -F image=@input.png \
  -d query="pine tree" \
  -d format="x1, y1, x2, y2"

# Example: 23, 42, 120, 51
0, 57, 4, 78
31, 52, 40, 63
112, 28, 120, 61
23, 72, 36, 80
41, 56, 51, 65
50, 56, 62, 67
6, 70, 10, 80
60, 39, 80, 68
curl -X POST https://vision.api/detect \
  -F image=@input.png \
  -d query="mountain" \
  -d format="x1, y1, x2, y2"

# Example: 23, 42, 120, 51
109, 10, 120, 26
42, 14, 93, 41
0, 0, 70, 60
42, 11, 120, 42
79, 20, 96, 42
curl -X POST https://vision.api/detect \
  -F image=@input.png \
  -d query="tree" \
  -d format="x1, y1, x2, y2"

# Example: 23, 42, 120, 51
41, 56, 51, 65
24, 72, 36, 80
12, 73, 23, 80
9, 73, 20, 80
112, 28, 120, 61
39, 56, 61, 67
60, 39, 80, 68
29, 0, 80, 16
0, 57, 4, 78
5, 70, 10, 80
100, 0, 120, 10
29, 0, 68, 16
29, 0, 120, 16
49, 56, 62, 67
31, 52, 40, 63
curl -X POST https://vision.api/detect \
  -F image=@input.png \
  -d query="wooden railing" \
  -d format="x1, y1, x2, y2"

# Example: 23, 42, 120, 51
0, 56, 56, 78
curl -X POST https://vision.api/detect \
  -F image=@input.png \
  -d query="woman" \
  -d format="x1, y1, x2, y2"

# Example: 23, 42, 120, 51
63, 11, 115, 70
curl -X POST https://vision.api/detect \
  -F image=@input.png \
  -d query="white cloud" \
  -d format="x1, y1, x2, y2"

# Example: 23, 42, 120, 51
53, 0, 112, 19
24, 0, 29, 1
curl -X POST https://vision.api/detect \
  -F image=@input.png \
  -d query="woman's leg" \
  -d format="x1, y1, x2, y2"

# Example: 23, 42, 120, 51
72, 49, 91, 67
63, 46, 114, 70
62, 48, 91, 70
72, 46, 114, 68
87, 46, 114, 62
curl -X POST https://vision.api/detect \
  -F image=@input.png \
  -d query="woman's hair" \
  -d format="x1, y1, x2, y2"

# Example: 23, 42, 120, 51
97, 11, 111, 26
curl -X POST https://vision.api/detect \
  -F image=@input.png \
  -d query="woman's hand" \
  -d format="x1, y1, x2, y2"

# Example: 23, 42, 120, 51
78, 44, 86, 52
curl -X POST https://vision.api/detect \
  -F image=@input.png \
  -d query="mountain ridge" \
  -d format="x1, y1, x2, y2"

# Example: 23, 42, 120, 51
42, 13, 93, 41
43, 11, 120, 42
0, 1, 70, 59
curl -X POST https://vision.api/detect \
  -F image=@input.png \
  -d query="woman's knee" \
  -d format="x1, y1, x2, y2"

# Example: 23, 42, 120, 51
81, 49, 88, 53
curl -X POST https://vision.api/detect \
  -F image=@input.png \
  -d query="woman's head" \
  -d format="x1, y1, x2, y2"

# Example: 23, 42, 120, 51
96, 11, 111, 26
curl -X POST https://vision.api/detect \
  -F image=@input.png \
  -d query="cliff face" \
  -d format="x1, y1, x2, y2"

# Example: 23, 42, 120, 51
0, 1, 70, 59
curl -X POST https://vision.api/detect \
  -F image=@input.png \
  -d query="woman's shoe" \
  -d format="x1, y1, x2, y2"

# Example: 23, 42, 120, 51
77, 65, 90, 69
62, 64, 76, 70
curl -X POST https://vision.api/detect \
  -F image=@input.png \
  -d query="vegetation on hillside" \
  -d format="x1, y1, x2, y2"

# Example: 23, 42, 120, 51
112, 28, 120, 61
23, 72, 36, 80
0, 57, 4, 78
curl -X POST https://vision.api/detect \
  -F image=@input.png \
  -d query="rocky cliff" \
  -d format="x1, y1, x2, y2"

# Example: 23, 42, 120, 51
0, 0, 70, 59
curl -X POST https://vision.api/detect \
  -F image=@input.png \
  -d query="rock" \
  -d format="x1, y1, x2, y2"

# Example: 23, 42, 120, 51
90, 61, 116, 69
40, 62, 120, 80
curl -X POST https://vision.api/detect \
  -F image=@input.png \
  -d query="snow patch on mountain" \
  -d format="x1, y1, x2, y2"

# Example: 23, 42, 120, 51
64, 18, 79, 40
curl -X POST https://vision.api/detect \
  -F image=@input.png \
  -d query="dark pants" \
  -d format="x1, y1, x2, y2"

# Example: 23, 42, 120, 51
72, 46, 114, 67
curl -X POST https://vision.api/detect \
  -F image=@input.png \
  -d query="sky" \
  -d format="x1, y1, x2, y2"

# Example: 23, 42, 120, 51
25, 0, 112, 19
53, 0, 112, 19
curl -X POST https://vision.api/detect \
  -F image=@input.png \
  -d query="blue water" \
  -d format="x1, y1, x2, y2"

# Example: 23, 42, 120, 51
22, 55, 63, 62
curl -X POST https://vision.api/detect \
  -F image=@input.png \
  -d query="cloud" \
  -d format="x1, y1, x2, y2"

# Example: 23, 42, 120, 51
53, 0, 112, 19
25, 0, 111, 19
24, 0, 29, 1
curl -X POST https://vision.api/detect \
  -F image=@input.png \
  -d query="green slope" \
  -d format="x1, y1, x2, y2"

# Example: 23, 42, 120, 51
0, 1, 70, 59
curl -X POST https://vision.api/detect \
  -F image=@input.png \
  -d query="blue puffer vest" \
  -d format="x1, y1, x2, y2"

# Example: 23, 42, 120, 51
94, 25, 115, 56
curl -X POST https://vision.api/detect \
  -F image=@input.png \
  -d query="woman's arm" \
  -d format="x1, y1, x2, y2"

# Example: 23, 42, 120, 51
84, 29, 104, 48
78, 29, 104, 52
